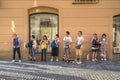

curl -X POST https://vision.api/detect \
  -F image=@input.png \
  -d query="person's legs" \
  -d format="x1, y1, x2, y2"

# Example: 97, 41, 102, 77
32, 49, 36, 61
29, 48, 33, 60
67, 54, 70, 60
13, 48, 16, 60
55, 56, 59, 61
41, 50, 43, 61
45, 49, 47, 61
66, 47, 70, 60
11, 48, 16, 62
43, 49, 46, 61
100, 48, 104, 60
79, 48, 83, 63
51, 56, 53, 61
51, 48, 54, 61
92, 50, 96, 61
17, 47, 21, 60
75, 49, 79, 62
103, 47, 107, 60
55, 48, 59, 61
64, 48, 67, 60
95, 49, 98, 61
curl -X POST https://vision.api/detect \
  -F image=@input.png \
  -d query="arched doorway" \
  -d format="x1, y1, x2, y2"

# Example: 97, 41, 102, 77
28, 6, 59, 53
113, 15, 120, 53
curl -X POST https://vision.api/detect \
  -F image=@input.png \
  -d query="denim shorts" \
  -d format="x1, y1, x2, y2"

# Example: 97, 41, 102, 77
64, 47, 70, 54
29, 48, 36, 57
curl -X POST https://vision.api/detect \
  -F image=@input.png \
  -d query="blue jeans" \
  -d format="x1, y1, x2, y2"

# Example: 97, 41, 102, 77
29, 47, 36, 57
41, 49, 47, 61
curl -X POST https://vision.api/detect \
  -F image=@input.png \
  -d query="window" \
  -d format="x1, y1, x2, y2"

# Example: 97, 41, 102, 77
113, 15, 120, 53
29, 13, 58, 53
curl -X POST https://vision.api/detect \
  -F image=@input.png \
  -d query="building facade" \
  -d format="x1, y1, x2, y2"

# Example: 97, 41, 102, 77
0, 0, 120, 60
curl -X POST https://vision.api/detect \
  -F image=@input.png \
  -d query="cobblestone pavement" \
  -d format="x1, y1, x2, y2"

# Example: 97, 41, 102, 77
0, 60, 120, 80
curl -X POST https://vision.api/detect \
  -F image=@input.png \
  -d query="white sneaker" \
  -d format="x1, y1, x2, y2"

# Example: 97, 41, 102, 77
92, 59, 95, 62
72, 61, 75, 63
95, 58, 97, 61
56, 59, 59, 62
104, 58, 107, 61
11, 60, 15, 63
19, 60, 21, 63
77, 61, 82, 64
101, 58, 104, 61
51, 59, 53, 62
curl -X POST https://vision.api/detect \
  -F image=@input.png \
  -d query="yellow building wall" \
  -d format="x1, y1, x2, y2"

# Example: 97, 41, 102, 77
0, 0, 120, 60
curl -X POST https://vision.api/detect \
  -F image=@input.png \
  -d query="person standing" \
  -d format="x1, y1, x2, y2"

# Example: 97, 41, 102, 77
100, 33, 108, 61
91, 33, 100, 62
40, 35, 48, 61
75, 31, 84, 64
11, 34, 21, 63
29, 35, 37, 61
51, 34, 60, 62
63, 31, 72, 61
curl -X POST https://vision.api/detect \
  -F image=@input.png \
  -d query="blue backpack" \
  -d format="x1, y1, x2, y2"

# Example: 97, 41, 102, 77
13, 38, 19, 47
51, 40, 57, 48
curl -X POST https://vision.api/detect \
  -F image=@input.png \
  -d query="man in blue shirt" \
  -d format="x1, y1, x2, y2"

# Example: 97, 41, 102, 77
11, 34, 21, 63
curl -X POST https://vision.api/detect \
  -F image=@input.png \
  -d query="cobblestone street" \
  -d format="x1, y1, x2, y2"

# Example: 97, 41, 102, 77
0, 60, 120, 80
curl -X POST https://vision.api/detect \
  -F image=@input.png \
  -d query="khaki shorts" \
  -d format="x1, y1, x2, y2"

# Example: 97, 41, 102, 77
76, 48, 83, 56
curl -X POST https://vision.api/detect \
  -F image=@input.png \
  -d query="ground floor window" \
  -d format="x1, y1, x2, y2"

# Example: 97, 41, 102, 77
113, 15, 120, 53
29, 13, 58, 53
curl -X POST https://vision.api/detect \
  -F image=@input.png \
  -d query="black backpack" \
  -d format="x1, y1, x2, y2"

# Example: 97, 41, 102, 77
92, 39, 101, 46
28, 40, 33, 47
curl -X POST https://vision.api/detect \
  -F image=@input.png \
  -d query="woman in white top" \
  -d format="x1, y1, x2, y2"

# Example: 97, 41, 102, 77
100, 33, 108, 61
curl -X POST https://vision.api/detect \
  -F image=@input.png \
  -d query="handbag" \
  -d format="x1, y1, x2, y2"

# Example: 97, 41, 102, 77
76, 45, 81, 49
65, 45, 69, 49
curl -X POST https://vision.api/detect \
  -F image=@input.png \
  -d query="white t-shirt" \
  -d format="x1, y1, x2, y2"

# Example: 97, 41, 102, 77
77, 36, 84, 48
55, 38, 60, 47
63, 36, 72, 47
32, 40, 37, 49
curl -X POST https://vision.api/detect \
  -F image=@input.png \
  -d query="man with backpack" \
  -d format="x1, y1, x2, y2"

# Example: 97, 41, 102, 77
11, 34, 21, 63
28, 35, 37, 61
51, 34, 60, 62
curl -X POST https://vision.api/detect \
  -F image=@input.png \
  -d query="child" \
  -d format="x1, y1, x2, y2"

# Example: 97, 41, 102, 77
51, 34, 60, 62
91, 33, 100, 62
100, 34, 108, 61
63, 31, 72, 61
75, 31, 84, 64
29, 35, 37, 61
40, 35, 48, 61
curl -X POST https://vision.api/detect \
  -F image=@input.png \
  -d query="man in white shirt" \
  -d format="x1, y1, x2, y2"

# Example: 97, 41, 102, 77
63, 31, 72, 61
75, 31, 84, 64
29, 35, 37, 61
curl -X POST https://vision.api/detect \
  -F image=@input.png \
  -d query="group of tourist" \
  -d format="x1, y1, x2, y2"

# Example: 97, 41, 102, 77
11, 31, 108, 64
